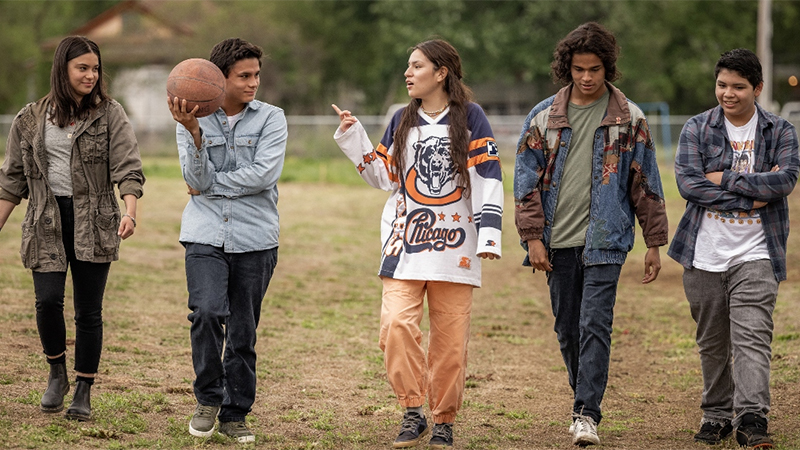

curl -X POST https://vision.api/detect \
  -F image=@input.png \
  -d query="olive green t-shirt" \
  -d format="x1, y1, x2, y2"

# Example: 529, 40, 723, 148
550, 91, 609, 248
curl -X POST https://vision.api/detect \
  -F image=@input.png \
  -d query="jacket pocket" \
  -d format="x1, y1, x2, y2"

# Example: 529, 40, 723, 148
93, 206, 120, 255
701, 144, 726, 170
204, 136, 227, 169
21, 145, 43, 179
235, 135, 258, 167
79, 123, 109, 164
20, 209, 40, 269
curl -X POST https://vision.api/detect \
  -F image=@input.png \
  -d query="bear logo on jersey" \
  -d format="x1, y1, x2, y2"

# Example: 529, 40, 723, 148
405, 136, 463, 206
414, 136, 453, 195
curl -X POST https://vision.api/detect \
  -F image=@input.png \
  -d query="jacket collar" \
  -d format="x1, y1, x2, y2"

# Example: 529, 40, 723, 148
547, 81, 630, 129
30, 95, 106, 128
31, 96, 50, 120
217, 100, 262, 116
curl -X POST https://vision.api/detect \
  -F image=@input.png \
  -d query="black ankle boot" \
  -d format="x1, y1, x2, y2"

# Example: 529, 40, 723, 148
40, 363, 70, 413
65, 380, 92, 421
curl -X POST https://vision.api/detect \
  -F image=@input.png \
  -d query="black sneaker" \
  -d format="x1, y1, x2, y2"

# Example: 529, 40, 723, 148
694, 420, 733, 444
428, 423, 453, 449
393, 411, 429, 448
735, 413, 774, 449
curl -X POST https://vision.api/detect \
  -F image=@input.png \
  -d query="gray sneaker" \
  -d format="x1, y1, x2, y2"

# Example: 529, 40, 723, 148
189, 403, 220, 438
219, 420, 255, 443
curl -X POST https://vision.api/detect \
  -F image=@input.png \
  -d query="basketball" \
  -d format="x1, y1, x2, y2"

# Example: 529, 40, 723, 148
166, 58, 225, 118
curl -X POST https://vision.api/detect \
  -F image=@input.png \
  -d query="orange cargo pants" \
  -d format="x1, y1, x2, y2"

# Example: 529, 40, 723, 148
379, 276, 473, 424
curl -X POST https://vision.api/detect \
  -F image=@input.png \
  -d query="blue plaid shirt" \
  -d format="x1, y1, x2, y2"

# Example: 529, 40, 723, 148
668, 103, 799, 281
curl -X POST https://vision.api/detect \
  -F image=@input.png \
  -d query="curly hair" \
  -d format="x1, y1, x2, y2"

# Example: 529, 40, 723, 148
551, 22, 620, 86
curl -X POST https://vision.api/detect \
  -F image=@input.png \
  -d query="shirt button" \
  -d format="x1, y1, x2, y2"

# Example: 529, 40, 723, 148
44, 217, 52, 224
50, 253, 57, 260
552, 182, 557, 188
224, 218, 229, 222
545, 220, 550, 226
560, 141, 566, 147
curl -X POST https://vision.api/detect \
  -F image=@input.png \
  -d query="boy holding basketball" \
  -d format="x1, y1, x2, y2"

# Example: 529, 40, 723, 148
669, 48, 798, 448
168, 38, 287, 443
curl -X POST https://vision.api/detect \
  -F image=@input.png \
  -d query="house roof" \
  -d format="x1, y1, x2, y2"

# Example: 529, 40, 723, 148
42, 0, 194, 65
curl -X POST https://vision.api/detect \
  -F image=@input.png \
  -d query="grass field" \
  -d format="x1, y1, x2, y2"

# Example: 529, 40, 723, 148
0, 155, 799, 450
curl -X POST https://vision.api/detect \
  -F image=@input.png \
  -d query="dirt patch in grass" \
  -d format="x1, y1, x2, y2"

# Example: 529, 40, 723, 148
0, 172, 799, 449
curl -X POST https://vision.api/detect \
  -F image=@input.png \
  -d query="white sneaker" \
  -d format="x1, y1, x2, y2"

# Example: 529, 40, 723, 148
572, 415, 600, 446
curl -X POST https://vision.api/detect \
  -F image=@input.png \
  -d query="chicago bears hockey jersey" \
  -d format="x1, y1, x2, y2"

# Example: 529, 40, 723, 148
334, 102, 503, 287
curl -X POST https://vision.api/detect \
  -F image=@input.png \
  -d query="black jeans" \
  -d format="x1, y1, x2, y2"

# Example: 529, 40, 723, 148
33, 196, 110, 374
185, 243, 278, 422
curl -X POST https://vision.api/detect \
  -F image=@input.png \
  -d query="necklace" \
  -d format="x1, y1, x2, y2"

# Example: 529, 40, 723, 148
421, 102, 449, 117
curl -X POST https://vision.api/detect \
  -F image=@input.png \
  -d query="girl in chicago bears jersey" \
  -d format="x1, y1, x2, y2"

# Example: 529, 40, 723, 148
332, 38, 503, 449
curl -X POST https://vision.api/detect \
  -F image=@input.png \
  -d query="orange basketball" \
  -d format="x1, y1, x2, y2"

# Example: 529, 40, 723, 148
166, 58, 225, 118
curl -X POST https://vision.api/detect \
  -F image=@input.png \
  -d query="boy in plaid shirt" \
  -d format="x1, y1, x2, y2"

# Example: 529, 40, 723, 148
669, 48, 799, 449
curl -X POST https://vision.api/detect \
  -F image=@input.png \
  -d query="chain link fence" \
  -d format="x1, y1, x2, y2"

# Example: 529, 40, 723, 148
6, 113, 790, 165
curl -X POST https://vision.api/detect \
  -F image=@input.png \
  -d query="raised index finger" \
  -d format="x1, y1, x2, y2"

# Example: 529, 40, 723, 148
331, 104, 343, 116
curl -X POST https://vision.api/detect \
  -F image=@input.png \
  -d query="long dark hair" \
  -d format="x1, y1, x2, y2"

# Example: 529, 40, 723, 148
47, 36, 109, 127
551, 22, 620, 86
393, 39, 473, 194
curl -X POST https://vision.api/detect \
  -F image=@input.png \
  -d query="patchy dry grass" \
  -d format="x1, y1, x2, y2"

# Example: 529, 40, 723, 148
0, 156, 799, 449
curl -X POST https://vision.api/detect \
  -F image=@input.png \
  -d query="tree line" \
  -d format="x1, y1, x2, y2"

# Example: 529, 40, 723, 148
1, 0, 798, 116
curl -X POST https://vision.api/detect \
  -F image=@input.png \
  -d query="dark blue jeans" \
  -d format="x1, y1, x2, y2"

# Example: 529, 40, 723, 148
547, 247, 621, 424
185, 243, 278, 422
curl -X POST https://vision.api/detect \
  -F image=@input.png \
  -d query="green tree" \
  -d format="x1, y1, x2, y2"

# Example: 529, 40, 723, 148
0, 0, 117, 113
2, 0, 799, 116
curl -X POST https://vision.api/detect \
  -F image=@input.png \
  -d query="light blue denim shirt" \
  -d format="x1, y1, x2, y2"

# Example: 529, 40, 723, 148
176, 100, 287, 253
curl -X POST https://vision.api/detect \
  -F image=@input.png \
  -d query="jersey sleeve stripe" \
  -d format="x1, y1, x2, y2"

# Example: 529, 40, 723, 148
468, 137, 496, 152
467, 152, 500, 168
375, 143, 399, 182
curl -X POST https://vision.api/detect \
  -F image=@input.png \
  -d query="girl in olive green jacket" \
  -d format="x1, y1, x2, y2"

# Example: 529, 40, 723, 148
0, 36, 144, 421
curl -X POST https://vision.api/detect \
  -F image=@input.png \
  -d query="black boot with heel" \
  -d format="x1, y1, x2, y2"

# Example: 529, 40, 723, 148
40, 361, 70, 413
65, 378, 92, 421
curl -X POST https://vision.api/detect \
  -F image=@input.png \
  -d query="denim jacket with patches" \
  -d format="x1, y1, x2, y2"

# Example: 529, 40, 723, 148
176, 100, 287, 253
513, 82, 668, 267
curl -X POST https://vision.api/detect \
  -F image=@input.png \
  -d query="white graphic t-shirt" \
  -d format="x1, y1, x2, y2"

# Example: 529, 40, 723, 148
693, 112, 770, 271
